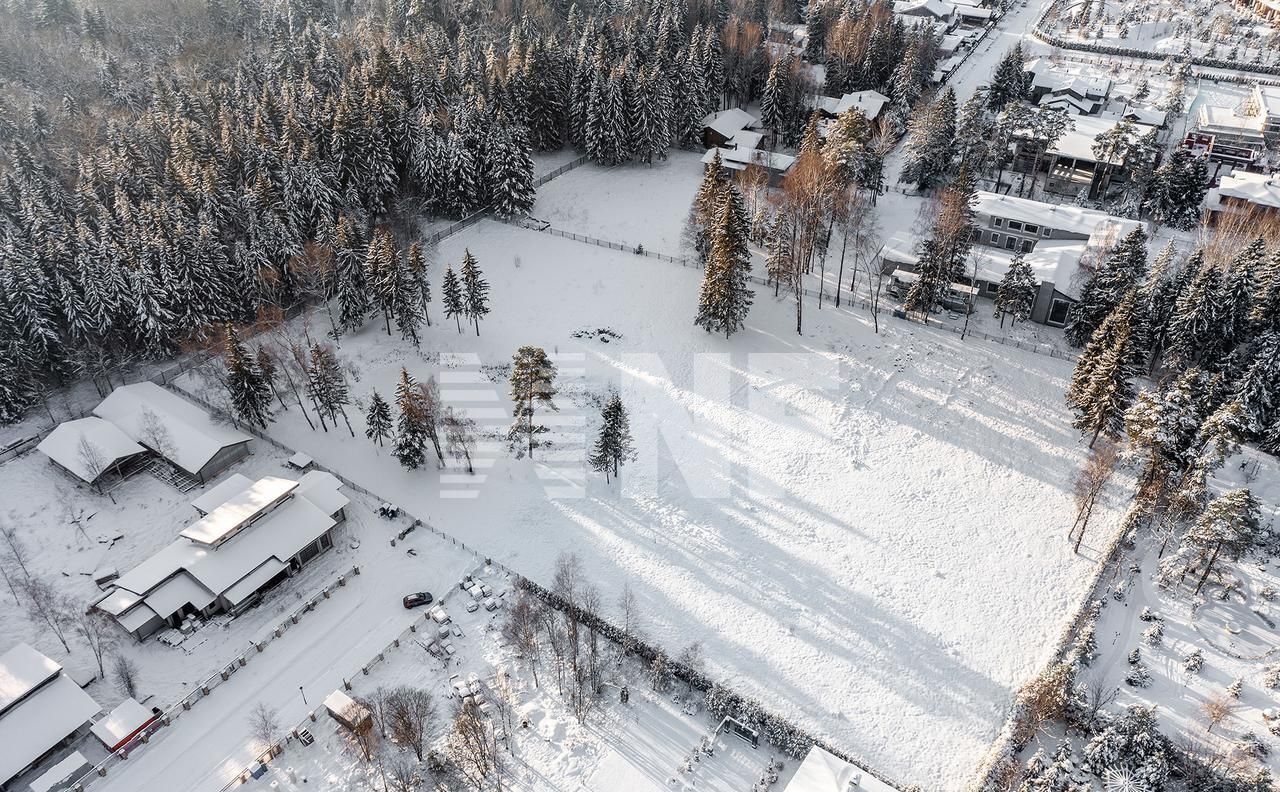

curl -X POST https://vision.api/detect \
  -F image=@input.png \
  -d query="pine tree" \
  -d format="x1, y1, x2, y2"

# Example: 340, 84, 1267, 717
365, 388, 393, 446
1186, 488, 1262, 593
987, 44, 1030, 109
223, 324, 273, 429
460, 249, 491, 336
900, 88, 956, 190
1067, 293, 1140, 446
442, 264, 464, 333
507, 345, 557, 459
393, 368, 428, 469
686, 150, 727, 262
694, 191, 754, 338
1166, 253, 1224, 370
1141, 148, 1208, 230
1066, 227, 1148, 348
995, 251, 1037, 326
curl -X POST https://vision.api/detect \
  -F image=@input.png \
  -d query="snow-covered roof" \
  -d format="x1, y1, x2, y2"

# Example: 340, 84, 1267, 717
727, 130, 764, 150
954, 4, 992, 17
700, 108, 759, 139
223, 559, 287, 606
116, 602, 160, 634
90, 697, 155, 751
143, 572, 217, 618
0, 673, 99, 786
108, 477, 338, 624
892, 0, 954, 18
1100, 104, 1167, 128
1256, 84, 1280, 118
1045, 115, 1156, 164
0, 644, 61, 716
835, 90, 889, 119
295, 470, 350, 517
701, 146, 797, 173
37, 418, 147, 483
190, 473, 254, 516
1039, 93, 1098, 115
28, 750, 91, 792
1196, 105, 1266, 139
973, 191, 1141, 239
180, 476, 298, 546
287, 451, 314, 469
93, 382, 251, 477
783, 746, 898, 792
1214, 170, 1280, 211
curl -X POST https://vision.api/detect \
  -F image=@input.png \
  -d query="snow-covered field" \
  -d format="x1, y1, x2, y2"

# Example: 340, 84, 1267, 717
170, 213, 1128, 788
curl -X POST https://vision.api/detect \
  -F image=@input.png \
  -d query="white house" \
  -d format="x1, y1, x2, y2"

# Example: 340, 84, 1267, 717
700, 107, 761, 148
94, 471, 349, 640
813, 90, 890, 122
783, 746, 898, 792
36, 417, 149, 487
0, 644, 101, 789
93, 382, 253, 484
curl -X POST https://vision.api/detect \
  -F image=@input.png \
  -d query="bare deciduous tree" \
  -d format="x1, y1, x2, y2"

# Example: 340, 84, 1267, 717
502, 592, 541, 687
75, 609, 118, 677
112, 652, 140, 698
77, 435, 108, 492
386, 756, 422, 792
1071, 439, 1119, 553
387, 686, 437, 762
0, 521, 32, 600
22, 577, 73, 652
137, 406, 175, 460
249, 702, 279, 748
617, 583, 642, 657
444, 699, 500, 791
1202, 693, 1234, 733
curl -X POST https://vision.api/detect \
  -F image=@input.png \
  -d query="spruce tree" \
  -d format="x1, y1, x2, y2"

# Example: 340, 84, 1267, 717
489, 125, 537, 217
366, 226, 400, 335
987, 44, 1030, 109
365, 388, 393, 446
694, 192, 754, 338
442, 264, 465, 333
900, 88, 956, 190
308, 343, 354, 436
995, 250, 1037, 327
408, 242, 432, 328
393, 368, 428, 469
460, 249, 490, 336
335, 217, 370, 335
1067, 293, 1140, 446
1234, 331, 1280, 439
1166, 253, 1224, 370
223, 324, 273, 429
507, 345, 558, 459
1066, 227, 1148, 348
1186, 488, 1262, 594
589, 390, 635, 482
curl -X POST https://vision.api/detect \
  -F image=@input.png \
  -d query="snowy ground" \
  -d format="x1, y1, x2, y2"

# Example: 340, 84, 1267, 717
171, 213, 1129, 788
243, 567, 793, 792
1072, 450, 1280, 784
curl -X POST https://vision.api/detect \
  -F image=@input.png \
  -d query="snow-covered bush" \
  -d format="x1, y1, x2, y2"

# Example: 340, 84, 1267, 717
1142, 622, 1164, 647
1263, 664, 1280, 689
1128, 647, 1141, 665
1083, 705, 1169, 788
1125, 663, 1152, 688
1139, 606, 1159, 622
1240, 731, 1271, 759
1228, 678, 1243, 698
1184, 648, 1204, 674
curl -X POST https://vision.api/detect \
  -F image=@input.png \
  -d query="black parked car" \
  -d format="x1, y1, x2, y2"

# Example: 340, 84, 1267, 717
402, 591, 434, 609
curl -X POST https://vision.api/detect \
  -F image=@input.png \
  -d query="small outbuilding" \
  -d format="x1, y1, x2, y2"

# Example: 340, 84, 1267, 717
27, 750, 92, 792
0, 645, 101, 789
90, 698, 159, 753
323, 690, 372, 733
783, 746, 899, 791
700, 107, 761, 148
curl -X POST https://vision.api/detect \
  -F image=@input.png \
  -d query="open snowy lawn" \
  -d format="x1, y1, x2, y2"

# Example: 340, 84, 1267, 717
530, 150, 706, 254
178, 220, 1122, 788
249, 567, 789, 792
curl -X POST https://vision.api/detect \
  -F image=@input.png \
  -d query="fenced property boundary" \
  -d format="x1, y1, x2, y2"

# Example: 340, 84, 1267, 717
68, 564, 362, 792
497, 217, 1079, 362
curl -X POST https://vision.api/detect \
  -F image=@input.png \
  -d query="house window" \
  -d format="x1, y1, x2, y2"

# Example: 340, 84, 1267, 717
1047, 298, 1071, 326
1007, 221, 1023, 232
971, 228, 982, 241
1004, 236, 1018, 250
1041, 227, 1052, 238
1021, 239, 1034, 253
985, 281, 999, 294
1024, 223, 1039, 234
990, 232, 1002, 245
993, 218, 1004, 228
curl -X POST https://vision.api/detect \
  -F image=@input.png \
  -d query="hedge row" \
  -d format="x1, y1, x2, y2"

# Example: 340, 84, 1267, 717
1032, 27, 1280, 78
